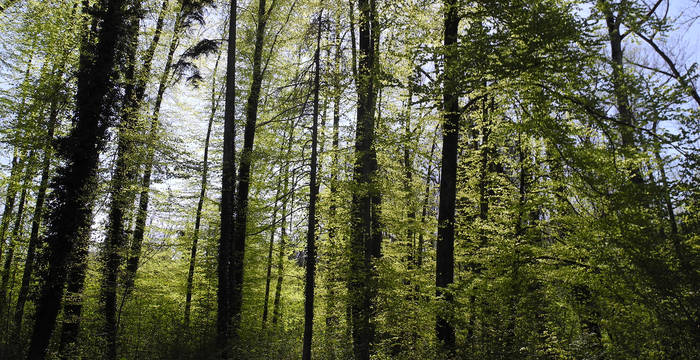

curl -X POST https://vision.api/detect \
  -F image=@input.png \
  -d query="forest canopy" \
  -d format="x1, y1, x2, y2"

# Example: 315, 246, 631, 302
0, 0, 698, 359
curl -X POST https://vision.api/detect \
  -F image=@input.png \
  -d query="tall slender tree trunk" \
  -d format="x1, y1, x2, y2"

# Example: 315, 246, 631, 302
0, 153, 33, 317
0, 154, 20, 266
230, 0, 272, 339
262, 177, 281, 327
14, 96, 59, 336
417, 127, 437, 268
217, 0, 237, 355
302, 10, 323, 360
120, 9, 182, 316
403, 75, 416, 264
116, 0, 170, 325
348, 0, 381, 358
25, 0, 128, 356
436, 0, 459, 351
185, 42, 222, 329
324, 20, 342, 350
602, 2, 639, 184
272, 115, 296, 326
0, 56, 33, 263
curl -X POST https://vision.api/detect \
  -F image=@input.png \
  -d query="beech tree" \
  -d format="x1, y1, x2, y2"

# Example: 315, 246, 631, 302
0, 0, 697, 359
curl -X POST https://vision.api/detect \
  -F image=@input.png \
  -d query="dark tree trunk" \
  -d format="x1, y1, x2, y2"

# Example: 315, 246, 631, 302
57, 230, 90, 359
302, 10, 323, 360
348, 0, 381, 358
217, 0, 237, 355
436, 0, 459, 351
26, 0, 128, 355
101, 5, 143, 358
229, 0, 272, 339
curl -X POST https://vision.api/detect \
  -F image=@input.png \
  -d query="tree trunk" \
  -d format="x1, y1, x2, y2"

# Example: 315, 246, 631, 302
602, 3, 639, 184
261, 178, 281, 328
26, 0, 128, 355
217, 0, 237, 355
14, 95, 59, 336
436, 0, 459, 351
348, 0, 381, 357
101, 5, 143, 358
115, 0, 171, 325
185, 40, 222, 329
230, 0, 272, 338
119, 9, 182, 315
0, 155, 20, 267
0, 153, 33, 316
302, 10, 323, 360
324, 20, 342, 350
273, 115, 296, 326
57, 230, 90, 359
417, 127, 437, 268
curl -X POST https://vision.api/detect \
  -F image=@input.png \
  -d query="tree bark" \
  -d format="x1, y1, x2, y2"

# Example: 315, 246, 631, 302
324, 19, 342, 349
348, 0, 381, 358
417, 127, 437, 268
302, 9, 323, 360
217, 0, 237, 355
57, 229, 90, 359
436, 0, 459, 350
101, 5, 143, 358
229, 0, 273, 339
26, 0, 128, 355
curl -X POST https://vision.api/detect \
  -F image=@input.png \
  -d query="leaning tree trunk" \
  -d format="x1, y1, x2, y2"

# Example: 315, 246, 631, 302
25, 0, 128, 356
436, 0, 459, 351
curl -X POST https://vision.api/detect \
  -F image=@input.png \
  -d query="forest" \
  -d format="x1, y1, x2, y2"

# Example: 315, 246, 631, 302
0, 0, 698, 358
